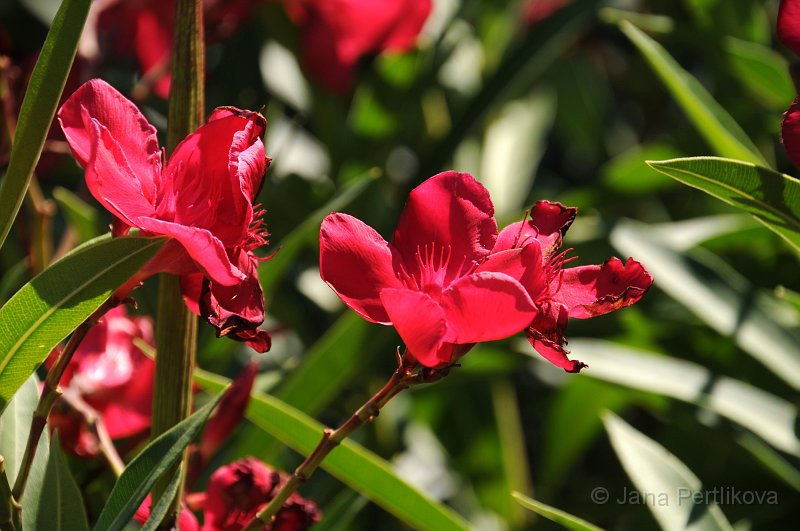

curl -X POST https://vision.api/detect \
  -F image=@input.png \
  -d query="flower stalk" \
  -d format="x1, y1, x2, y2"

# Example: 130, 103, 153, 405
242, 354, 452, 530
11, 297, 117, 504
149, 0, 205, 523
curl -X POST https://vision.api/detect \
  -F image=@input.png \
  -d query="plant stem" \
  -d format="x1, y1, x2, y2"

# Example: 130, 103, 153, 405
11, 297, 116, 503
242, 357, 453, 530
60, 390, 125, 477
0, 456, 18, 531
149, 0, 205, 523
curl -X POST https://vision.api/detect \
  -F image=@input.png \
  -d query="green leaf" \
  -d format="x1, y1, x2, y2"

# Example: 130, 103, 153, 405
0, 375, 41, 484
562, 339, 800, 457
511, 491, 603, 531
724, 37, 794, 110
139, 470, 182, 531
52, 187, 104, 243
22, 433, 89, 531
619, 21, 766, 166
91, 392, 224, 531
0, 235, 165, 413
611, 220, 800, 389
195, 370, 471, 531
259, 174, 377, 300
604, 413, 734, 531
646, 157, 800, 256
0, 0, 91, 251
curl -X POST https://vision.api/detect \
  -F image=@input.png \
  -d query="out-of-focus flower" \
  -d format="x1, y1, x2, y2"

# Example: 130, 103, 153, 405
48, 306, 155, 457
778, 0, 800, 165
523, 0, 572, 25
201, 458, 321, 531
320, 171, 541, 367
80, 0, 261, 99
492, 201, 652, 372
58, 79, 272, 350
283, 0, 432, 94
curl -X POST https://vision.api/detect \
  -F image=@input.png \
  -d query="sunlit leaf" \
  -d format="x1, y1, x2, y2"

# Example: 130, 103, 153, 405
0, 0, 91, 251
92, 393, 223, 531
647, 157, 800, 256
562, 339, 800, 457
619, 21, 767, 165
0, 235, 165, 413
604, 413, 733, 531
22, 433, 89, 531
195, 369, 470, 531
511, 491, 603, 531
0, 375, 42, 484
611, 220, 800, 389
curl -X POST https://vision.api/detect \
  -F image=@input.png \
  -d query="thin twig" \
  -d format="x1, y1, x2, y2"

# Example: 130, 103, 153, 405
59, 389, 125, 477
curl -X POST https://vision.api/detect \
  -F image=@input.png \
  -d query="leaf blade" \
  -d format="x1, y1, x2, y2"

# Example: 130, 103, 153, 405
0, 0, 91, 250
0, 235, 165, 413
511, 491, 603, 531
619, 21, 766, 165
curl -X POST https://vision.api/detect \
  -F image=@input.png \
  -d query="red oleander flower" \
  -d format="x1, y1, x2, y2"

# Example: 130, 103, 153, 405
284, 0, 432, 94
492, 201, 653, 372
779, 0, 800, 166
48, 306, 155, 457
320, 171, 541, 367
58, 79, 271, 351
135, 495, 200, 531
201, 458, 321, 531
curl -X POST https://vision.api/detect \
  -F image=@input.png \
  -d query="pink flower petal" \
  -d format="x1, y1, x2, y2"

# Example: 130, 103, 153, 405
477, 244, 547, 301
556, 257, 653, 319
527, 333, 586, 373
494, 201, 576, 258
161, 109, 267, 247
440, 271, 537, 344
58, 79, 161, 203
779, 0, 800, 57
319, 213, 403, 324
392, 171, 497, 284
82, 115, 156, 225
136, 216, 245, 286
380, 288, 450, 367
525, 301, 586, 373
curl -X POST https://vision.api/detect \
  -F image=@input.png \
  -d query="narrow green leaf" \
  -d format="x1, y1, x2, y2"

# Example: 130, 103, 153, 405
559, 339, 800, 457
604, 413, 733, 531
0, 0, 91, 251
259, 173, 377, 300
22, 433, 89, 531
140, 470, 182, 531
52, 187, 104, 243
724, 37, 794, 109
0, 375, 41, 484
91, 392, 224, 531
0, 235, 165, 413
611, 220, 800, 389
195, 370, 471, 531
646, 157, 800, 256
737, 433, 800, 492
619, 21, 767, 165
511, 491, 603, 531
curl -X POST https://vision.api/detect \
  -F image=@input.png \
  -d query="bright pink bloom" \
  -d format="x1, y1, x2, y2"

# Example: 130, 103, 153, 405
493, 201, 653, 372
284, 0, 431, 94
320, 171, 541, 367
202, 458, 321, 531
779, 0, 800, 166
48, 306, 155, 457
58, 79, 271, 350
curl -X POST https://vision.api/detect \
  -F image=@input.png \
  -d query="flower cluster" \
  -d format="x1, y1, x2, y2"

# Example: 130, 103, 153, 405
320, 171, 652, 371
58, 79, 271, 351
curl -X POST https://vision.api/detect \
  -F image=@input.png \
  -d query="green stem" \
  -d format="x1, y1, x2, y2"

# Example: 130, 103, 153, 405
241, 357, 454, 530
11, 297, 116, 505
149, 0, 204, 524
0, 457, 18, 531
